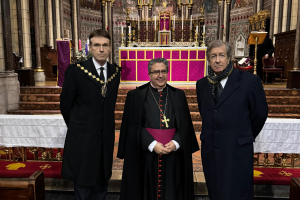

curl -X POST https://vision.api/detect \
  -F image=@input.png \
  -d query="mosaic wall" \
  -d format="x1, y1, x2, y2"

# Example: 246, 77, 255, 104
229, 6, 254, 57
232, 0, 254, 9
63, 0, 72, 39
204, 12, 218, 45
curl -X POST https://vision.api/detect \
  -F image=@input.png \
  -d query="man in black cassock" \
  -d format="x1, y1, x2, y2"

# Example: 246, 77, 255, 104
117, 58, 199, 200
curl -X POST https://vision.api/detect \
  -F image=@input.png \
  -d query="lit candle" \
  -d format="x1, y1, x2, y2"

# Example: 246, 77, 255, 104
121, 26, 123, 34
182, 15, 183, 30
79, 39, 81, 51
196, 25, 198, 33
129, 26, 131, 34
203, 25, 205, 33
190, 15, 192, 30
155, 16, 156, 29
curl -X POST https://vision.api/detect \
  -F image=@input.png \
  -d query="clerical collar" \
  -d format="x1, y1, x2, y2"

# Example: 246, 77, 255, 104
150, 82, 166, 92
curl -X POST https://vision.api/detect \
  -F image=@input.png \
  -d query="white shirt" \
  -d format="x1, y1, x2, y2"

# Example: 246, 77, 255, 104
220, 77, 228, 88
92, 57, 107, 82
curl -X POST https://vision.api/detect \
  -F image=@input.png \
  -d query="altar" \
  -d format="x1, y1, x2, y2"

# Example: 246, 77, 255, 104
119, 47, 207, 83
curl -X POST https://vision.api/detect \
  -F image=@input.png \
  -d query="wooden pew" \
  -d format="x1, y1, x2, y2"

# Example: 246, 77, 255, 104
0, 171, 45, 200
290, 177, 300, 200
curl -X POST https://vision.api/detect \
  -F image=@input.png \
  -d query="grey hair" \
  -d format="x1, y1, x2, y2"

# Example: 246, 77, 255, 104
207, 40, 232, 61
148, 58, 169, 73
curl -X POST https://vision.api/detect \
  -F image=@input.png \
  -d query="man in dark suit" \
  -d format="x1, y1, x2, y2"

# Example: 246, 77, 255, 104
196, 40, 268, 200
257, 35, 274, 81
60, 29, 121, 200
117, 58, 199, 200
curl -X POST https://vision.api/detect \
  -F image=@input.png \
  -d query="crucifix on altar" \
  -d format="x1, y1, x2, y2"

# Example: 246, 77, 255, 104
158, 2, 171, 46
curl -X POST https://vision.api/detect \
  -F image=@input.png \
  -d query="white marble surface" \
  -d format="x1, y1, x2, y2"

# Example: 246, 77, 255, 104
34, 71, 46, 82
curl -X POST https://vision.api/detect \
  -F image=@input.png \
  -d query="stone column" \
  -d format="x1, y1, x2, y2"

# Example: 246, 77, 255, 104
48, 0, 54, 47
72, 0, 78, 54
60, 0, 63, 38
16, 0, 23, 57
269, 0, 276, 41
225, 0, 231, 42
33, 0, 45, 82
21, 0, 32, 68
222, 1, 227, 42
44, 0, 50, 46
217, 0, 223, 40
253, 0, 257, 14
52, 0, 57, 47
293, 0, 300, 70
0, 74, 7, 114
277, 0, 284, 33
286, 0, 292, 31
102, 0, 106, 30
39, 0, 46, 46
56, 0, 61, 40
258, 0, 264, 12
290, 0, 298, 30
107, 0, 113, 63
10, 0, 19, 54
76, 0, 81, 42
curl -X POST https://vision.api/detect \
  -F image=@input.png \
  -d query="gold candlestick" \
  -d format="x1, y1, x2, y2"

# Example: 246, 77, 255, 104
189, 29, 193, 42
172, 28, 175, 43
138, 29, 141, 42
194, 32, 199, 47
201, 32, 206, 47
181, 29, 184, 42
128, 33, 132, 47
121, 33, 125, 47
132, 30, 136, 42
154, 28, 157, 42
146, 30, 149, 42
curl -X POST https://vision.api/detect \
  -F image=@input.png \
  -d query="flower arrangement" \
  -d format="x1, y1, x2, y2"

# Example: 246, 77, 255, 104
75, 48, 93, 61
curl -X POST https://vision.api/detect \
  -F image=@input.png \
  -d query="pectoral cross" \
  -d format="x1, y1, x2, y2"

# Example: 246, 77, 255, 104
161, 13, 168, 31
162, 115, 169, 128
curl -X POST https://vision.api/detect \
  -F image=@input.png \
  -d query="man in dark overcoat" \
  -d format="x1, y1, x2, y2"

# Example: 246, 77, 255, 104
60, 29, 121, 200
196, 40, 268, 200
256, 35, 274, 81
117, 58, 199, 200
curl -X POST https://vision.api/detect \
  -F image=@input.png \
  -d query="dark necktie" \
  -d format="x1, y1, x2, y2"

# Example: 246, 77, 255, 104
99, 67, 105, 83
214, 81, 223, 104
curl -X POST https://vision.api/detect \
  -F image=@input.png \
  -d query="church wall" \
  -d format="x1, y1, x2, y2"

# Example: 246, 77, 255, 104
204, 12, 218, 45
21, 0, 32, 68
229, 3, 254, 58
10, 0, 19, 55
39, 0, 47, 47
264, 0, 272, 11
63, 0, 72, 39
0, 0, 4, 72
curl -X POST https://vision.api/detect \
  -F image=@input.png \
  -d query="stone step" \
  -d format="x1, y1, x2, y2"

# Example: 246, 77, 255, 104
264, 89, 300, 96
20, 87, 62, 94
8, 110, 61, 115
268, 104, 300, 113
20, 94, 60, 102
268, 113, 300, 119
19, 102, 60, 110
266, 96, 300, 105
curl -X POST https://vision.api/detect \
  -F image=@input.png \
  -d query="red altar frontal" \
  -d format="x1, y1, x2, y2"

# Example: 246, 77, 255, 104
119, 47, 207, 83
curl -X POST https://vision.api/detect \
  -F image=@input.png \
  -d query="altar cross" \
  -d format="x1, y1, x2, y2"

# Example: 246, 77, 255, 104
161, 13, 168, 31
162, 115, 169, 128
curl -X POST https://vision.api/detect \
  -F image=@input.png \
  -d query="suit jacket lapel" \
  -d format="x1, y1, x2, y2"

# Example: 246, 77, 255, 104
216, 68, 240, 108
84, 58, 102, 90
168, 85, 181, 131
203, 78, 215, 109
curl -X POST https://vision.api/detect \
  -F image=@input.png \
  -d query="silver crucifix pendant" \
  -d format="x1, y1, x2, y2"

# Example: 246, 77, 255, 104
101, 85, 107, 97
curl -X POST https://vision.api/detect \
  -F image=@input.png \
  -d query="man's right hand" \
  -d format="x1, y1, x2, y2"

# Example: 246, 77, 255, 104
153, 142, 171, 155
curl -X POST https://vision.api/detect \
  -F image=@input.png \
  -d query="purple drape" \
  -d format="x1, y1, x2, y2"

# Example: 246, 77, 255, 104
57, 41, 70, 87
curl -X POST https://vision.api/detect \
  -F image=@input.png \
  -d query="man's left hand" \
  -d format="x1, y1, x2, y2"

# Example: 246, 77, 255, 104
264, 54, 269, 59
165, 141, 176, 151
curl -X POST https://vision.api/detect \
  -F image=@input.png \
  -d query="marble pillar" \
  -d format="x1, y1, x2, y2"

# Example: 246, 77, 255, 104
286, 0, 292, 31
10, 0, 19, 54
16, 0, 23, 57
21, 0, 32, 69
253, 0, 257, 14
102, 1, 106, 30
44, 0, 49, 46
277, 0, 284, 33
52, 0, 57, 47
76, 0, 81, 42
33, 0, 45, 82
1, 0, 14, 71
48, 0, 54, 47
0, 75, 7, 114
269, 0, 276, 41
73, 0, 78, 54
3, 71, 20, 111
293, 0, 300, 70
55, 0, 61, 40
225, 0, 231, 42
110, 1, 114, 63
107, 0, 112, 63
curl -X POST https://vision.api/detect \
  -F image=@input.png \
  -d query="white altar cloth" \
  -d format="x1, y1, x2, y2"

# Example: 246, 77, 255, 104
0, 115, 299, 153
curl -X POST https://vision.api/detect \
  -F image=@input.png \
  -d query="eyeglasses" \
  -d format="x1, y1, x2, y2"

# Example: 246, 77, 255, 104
149, 70, 168, 76
92, 44, 110, 50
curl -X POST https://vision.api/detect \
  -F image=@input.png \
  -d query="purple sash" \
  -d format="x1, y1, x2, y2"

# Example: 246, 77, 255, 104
145, 128, 176, 145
